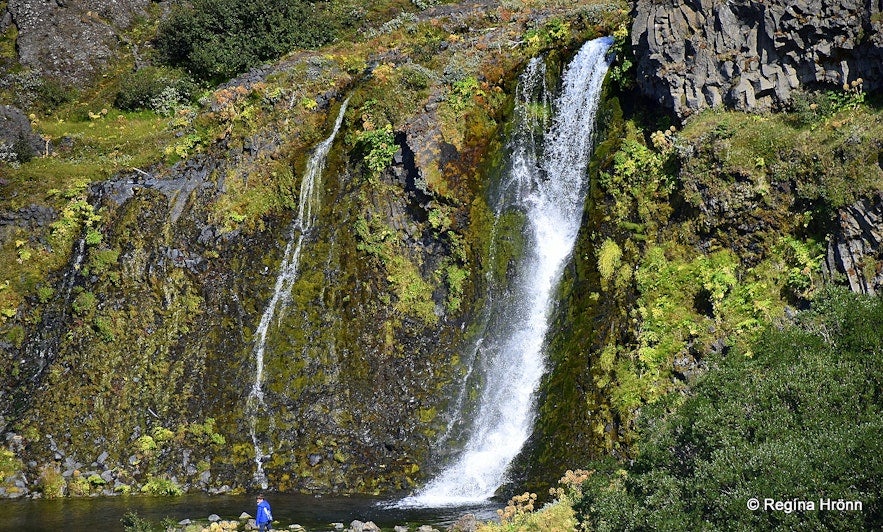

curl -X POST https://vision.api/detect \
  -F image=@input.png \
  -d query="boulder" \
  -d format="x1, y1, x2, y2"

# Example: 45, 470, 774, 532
0, 105, 44, 161
348, 521, 381, 532
4, 0, 154, 87
446, 513, 479, 532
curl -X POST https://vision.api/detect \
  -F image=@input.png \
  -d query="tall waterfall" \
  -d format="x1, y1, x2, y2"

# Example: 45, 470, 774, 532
246, 99, 349, 488
401, 37, 613, 507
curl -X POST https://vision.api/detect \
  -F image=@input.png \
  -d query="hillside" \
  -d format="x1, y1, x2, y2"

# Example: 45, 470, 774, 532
0, 0, 881, 528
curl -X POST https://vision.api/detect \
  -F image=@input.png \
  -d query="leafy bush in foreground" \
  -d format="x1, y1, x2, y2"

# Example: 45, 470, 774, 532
576, 288, 883, 530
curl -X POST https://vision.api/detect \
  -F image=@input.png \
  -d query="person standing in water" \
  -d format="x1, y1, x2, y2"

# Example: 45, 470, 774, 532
255, 493, 273, 531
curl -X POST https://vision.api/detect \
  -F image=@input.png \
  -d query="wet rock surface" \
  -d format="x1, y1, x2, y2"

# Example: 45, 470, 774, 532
0, 203, 57, 229
632, 0, 883, 119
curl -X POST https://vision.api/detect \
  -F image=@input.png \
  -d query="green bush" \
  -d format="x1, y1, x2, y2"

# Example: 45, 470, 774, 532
115, 66, 195, 112
35, 77, 74, 111
121, 511, 157, 532
140, 475, 183, 496
575, 288, 883, 531
354, 124, 398, 177
154, 0, 339, 82
12, 133, 35, 163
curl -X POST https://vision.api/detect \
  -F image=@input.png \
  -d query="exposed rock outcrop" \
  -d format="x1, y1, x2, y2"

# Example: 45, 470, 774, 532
632, 0, 883, 119
825, 193, 883, 295
0, 105, 44, 160
5, 0, 154, 87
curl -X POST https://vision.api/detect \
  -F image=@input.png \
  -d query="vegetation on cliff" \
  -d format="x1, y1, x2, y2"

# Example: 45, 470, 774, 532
1, 2, 881, 530
522, 48, 883, 482
1, 0, 631, 500
496, 13, 882, 529
495, 288, 882, 531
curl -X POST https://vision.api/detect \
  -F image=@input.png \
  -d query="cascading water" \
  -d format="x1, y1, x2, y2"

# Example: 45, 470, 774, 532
245, 99, 349, 488
400, 37, 613, 507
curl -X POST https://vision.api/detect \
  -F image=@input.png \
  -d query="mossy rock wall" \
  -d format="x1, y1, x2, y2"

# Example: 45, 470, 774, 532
516, 68, 883, 495
7, 112, 471, 495
0, 1, 631, 498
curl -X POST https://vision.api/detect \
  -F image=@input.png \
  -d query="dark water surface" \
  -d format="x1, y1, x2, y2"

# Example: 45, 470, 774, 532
0, 493, 500, 531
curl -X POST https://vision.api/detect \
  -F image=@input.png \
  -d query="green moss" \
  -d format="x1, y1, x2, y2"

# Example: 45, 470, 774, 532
680, 107, 883, 209
136, 435, 158, 454
37, 465, 66, 498
0, 448, 21, 485
595, 239, 621, 288
443, 263, 468, 311
486, 210, 528, 285
67, 474, 91, 497
71, 290, 97, 317
140, 475, 183, 496
387, 254, 437, 325
85, 248, 121, 281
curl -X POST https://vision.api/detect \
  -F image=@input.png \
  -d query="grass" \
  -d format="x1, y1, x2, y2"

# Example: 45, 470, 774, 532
0, 110, 171, 326
4, 111, 172, 207
679, 104, 883, 209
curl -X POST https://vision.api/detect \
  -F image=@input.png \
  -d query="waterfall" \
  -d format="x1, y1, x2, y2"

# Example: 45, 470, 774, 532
246, 99, 349, 488
400, 37, 613, 507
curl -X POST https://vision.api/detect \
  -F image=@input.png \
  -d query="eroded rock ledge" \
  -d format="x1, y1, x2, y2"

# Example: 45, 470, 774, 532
632, 0, 883, 120
826, 193, 883, 295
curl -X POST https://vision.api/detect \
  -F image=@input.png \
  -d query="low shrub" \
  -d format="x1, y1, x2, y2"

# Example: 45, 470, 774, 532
154, 0, 340, 82
575, 288, 883, 531
115, 66, 195, 112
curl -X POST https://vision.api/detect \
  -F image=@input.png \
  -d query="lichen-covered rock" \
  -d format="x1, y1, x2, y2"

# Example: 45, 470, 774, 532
0, 203, 57, 231
5, 0, 154, 87
0, 105, 44, 161
632, 0, 883, 119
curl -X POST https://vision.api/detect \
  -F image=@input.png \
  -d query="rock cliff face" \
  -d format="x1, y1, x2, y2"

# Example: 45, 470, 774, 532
0, 105, 45, 160
826, 193, 883, 295
632, 0, 883, 120
5, 0, 154, 86
0, 1, 627, 498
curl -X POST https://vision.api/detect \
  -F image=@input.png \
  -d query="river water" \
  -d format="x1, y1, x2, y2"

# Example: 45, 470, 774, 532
0, 493, 499, 530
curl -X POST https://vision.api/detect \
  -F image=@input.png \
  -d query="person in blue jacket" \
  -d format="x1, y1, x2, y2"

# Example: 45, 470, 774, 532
255, 493, 273, 531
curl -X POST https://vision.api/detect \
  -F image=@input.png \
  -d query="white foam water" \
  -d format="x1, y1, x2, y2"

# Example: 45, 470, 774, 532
398, 36, 613, 507
245, 99, 349, 488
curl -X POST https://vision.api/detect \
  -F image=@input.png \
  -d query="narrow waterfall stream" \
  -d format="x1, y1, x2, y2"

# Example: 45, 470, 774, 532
246, 100, 349, 488
400, 37, 614, 507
